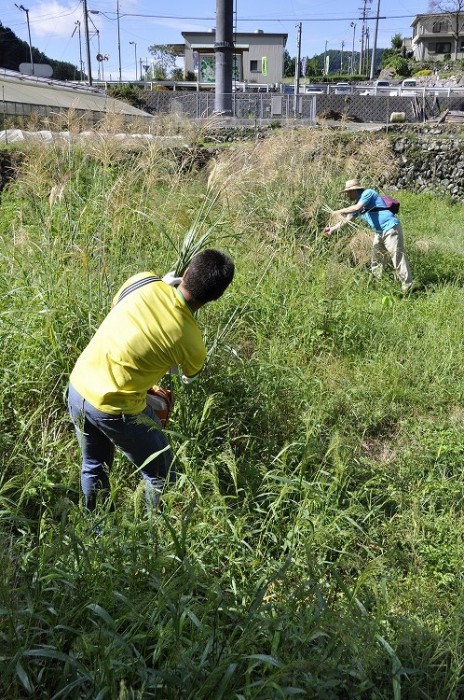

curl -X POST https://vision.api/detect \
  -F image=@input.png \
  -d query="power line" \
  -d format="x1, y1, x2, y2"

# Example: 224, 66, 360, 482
86, 11, 421, 22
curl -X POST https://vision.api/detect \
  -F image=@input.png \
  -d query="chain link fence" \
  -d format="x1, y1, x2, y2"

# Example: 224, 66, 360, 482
144, 92, 317, 122
144, 90, 464, 124
3, 91, 464, 130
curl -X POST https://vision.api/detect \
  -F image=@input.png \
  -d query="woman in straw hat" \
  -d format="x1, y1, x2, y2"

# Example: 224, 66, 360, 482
324, 178, 413, 292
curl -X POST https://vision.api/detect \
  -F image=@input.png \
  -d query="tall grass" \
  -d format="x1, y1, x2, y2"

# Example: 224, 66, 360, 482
1, 121, 464, 698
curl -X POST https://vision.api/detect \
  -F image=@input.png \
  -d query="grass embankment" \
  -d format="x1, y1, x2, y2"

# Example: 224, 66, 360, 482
0, 126, 464, 699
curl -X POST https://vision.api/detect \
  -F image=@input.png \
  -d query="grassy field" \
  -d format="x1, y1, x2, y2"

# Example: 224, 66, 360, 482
1, 123, 464, 699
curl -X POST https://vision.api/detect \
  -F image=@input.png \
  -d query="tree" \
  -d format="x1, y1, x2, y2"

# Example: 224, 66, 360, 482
147, 44, 178, 79
305, 57, 321, 77
0, 22, 78, 80
283, 49, 295, 77
391, 33, 404, 51
428, 0, 464, 60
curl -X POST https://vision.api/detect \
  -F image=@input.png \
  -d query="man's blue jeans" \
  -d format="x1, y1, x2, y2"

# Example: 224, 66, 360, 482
68, 384, 175, 511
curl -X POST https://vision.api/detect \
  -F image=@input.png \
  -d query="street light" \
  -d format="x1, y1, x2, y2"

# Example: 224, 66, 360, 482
15, 4, 34, 75
129, 41, 137, 81
350, 22, 357, 76
71, 20, 84, 80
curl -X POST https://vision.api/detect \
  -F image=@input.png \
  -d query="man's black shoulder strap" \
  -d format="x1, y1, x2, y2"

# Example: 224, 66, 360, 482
116, 275, 161, 304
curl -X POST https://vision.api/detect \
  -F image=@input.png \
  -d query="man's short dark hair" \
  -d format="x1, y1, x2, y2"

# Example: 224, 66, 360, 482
184, 249, 234, 303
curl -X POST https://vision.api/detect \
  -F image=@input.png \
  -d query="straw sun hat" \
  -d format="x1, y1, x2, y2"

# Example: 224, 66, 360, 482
341, 178, 365, 192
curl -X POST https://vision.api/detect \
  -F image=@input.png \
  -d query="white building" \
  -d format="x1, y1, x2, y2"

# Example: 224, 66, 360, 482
411, 12, 464, 61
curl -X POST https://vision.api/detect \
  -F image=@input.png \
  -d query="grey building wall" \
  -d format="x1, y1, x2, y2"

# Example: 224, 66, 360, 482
182, 31, 287, 84
411, 13, 464, 61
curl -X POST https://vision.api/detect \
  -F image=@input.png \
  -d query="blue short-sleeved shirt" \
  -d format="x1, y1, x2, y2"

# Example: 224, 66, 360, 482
352, 188, 399, 234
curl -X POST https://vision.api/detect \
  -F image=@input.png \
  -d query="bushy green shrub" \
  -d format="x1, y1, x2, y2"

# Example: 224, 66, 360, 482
413, 69, 433, 77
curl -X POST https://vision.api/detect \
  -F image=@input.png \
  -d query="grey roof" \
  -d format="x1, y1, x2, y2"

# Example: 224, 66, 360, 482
0, 69, 151, 117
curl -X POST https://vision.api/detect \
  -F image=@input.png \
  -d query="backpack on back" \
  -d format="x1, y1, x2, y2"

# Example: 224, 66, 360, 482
379, 195, 400, 214
368, 195, 400, 215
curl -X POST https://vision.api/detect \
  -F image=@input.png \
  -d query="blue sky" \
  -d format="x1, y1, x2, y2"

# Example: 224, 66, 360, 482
3, 0, 429, 80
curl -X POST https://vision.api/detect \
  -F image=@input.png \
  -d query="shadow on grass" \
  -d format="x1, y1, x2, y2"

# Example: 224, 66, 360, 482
411, 248, 464, 288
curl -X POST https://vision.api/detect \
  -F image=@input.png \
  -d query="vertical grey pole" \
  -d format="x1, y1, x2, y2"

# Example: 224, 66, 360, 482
350, 23, 356, 75
82, 0, 93, 85
15, 5, 35, 75
294, 22, 302, 115
130, 41, 137, 80
117, 0, 122, 82
369, 0, 381, 80
215, 0, 233, 115
25, 9, 34, 75
77, 22, 83, 80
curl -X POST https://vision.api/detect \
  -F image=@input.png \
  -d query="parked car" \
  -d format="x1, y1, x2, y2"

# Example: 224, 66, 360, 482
401, 78, 417, 88
374, 80, 390, 88
303, 84, 324, 94
334, 82, 352, 94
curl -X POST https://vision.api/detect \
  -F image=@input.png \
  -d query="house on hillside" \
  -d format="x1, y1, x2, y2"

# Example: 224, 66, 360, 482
411, 12, 464, 61
182, 30, 288, 84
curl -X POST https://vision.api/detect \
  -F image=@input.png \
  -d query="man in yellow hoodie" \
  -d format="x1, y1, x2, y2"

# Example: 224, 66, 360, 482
68, 249, 234, 511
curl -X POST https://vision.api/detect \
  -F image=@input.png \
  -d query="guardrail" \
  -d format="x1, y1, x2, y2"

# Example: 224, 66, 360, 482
303, 84, 464, 97
131, 79, 464, 97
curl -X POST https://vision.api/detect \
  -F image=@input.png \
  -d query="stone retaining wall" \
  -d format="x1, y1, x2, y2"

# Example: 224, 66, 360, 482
385, 125, 464, 201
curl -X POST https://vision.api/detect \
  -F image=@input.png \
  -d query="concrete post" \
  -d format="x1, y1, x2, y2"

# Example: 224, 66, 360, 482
215, 0, 234, 115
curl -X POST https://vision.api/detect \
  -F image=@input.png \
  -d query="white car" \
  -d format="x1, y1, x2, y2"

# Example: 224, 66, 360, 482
401, 79, 417, 88
334, 82, 352, 94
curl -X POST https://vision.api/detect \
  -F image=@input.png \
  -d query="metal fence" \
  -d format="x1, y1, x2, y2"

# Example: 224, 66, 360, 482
1, 100, 101, 124
3, 91, 464, 129
145, 92, 317, 122
144, 90, 464, 124
0, 100, 151, 129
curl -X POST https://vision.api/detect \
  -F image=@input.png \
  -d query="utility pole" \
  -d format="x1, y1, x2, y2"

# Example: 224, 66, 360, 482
15, 4, 34, 75
294, 22, 302, 114
365, 27, 370, 74
130, 41, 137, 81
117, 0, 122, 81
72, 20, 84, 80
369, 0, 381, 80
350, 22, 356, 75
82, 0, 92, 85
358, 0, 371, 76
323, 39, 328, 77
214, 0, 233, 115
340, 40, 345, 75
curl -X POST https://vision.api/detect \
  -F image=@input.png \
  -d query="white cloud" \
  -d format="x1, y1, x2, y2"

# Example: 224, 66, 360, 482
30, 2, 92, 39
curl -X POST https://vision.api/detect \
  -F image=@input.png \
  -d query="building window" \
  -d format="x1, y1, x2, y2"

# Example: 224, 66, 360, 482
250, 59, 261, 72
432, 21, 442, 33
435, 42, 451, 54
460, 40, 464, 52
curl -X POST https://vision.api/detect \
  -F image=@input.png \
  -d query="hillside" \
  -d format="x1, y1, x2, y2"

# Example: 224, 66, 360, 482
0, 21, 82, 80
306, 47, 384, 76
